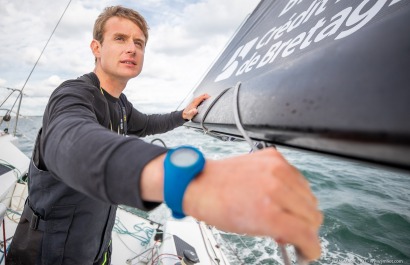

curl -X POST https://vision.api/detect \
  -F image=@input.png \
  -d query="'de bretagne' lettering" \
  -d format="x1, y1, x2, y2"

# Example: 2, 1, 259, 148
215, 0, 404, 82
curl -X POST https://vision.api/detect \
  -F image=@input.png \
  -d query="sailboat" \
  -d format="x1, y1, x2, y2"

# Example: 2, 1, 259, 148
186, 0, 410, 171
1, 0, 410, 264
0, 91, 231, 264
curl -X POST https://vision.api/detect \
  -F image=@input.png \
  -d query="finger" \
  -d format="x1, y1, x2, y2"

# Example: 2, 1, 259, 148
262, 148, 318, 206
287, 164, 319, 205
252, 149, 321, 226
270, 211, 322, 261
199, 93, 210, 100
284, 167, 319, 210
192, 93, 210, 106
269, 180, 323, 227
266, 148, 311, 188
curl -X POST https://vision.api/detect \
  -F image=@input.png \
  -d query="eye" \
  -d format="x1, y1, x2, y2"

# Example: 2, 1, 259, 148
115, 36, 124, 41
134, 41, 143, 47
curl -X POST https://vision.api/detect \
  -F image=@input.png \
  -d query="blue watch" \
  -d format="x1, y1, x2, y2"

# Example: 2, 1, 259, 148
164, 146, 205, 219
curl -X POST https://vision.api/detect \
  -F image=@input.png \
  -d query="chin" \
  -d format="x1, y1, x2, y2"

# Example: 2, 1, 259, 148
121, 70, 141, 79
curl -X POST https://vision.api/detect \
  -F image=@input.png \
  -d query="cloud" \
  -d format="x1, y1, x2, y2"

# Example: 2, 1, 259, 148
129, 0, 259, 111
0, 0, 260, 115
182, 0, 259, 36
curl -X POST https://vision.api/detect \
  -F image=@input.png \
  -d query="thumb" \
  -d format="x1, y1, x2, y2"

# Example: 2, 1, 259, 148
189, 108, 198, 116
183, 108, 198, 120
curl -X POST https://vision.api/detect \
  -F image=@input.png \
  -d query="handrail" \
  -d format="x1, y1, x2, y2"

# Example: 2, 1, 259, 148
0, 0, 71, 137
0, 87, 24, 136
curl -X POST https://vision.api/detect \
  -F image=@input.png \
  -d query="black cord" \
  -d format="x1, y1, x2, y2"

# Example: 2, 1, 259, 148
150, 138, 167, 148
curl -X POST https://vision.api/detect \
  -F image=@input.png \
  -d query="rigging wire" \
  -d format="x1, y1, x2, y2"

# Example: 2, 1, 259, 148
232, 82, 256, 152
1, 89, 22, 130
216, 233, 245, 265
18, 0, 72, 95
232, 82, 309, 265
197, 222, 220, 265
13, 0, 72, 135
236, 234, 260, 263
2, 219, 6, 263
199, 81, 310, 264
0, 87, 24, 108
200, 87, 231, 134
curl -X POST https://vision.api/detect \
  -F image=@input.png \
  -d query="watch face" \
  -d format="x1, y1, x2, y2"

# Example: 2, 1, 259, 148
171, 148, 199, 167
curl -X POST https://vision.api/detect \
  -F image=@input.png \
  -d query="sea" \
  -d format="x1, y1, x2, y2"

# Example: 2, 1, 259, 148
3, 116, 410, 265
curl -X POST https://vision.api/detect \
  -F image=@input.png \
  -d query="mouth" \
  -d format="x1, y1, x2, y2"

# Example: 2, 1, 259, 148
120, 60, 137, 65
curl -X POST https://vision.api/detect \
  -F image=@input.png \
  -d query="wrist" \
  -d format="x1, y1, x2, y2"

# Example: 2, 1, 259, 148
181, 109, 190, 121
140, 154, 165, 202
182, 166, 208, 219
163, 146, 205, 218
182, 160, 224, 224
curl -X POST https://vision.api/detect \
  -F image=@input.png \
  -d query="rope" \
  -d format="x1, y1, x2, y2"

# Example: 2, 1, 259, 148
200, 87, 232, 134
124, 243, 158, 264
112, 217, 155, 247
151, 253, 180, 265
232, 82, 257, 152
232, 82, 307, 265
0, 159, 22, 180
118, 205, 163, 228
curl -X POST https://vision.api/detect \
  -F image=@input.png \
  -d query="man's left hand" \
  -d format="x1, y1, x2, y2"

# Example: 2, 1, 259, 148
182, 94, 210, 120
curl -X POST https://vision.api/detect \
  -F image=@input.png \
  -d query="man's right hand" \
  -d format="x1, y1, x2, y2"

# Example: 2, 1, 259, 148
183, 147, 323, 261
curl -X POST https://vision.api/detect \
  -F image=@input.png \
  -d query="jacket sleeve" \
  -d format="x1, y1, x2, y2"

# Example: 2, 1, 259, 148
40, 81, 166, 209
123, 97, 187, 137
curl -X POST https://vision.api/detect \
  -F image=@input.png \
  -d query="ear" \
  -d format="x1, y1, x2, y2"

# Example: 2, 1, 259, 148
90, 39, 101, 60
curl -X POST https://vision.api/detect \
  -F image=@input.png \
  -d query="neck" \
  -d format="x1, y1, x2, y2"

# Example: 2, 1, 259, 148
93, 67, 127, 98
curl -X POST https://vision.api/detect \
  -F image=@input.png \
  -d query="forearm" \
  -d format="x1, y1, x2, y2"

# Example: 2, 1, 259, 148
128, 110, 186, 136
140, 153, 166, 202
140, 147, 322, 261
42, 109, 166, 208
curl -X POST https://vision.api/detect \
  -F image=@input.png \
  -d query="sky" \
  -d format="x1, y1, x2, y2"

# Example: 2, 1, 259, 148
0, 0, 260, 115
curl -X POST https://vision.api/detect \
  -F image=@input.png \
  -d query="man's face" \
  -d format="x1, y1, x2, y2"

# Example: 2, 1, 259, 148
95, 16, 146, 82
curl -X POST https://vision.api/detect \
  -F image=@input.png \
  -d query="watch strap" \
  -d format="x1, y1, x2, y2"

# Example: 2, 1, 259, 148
163, 146, 205, 219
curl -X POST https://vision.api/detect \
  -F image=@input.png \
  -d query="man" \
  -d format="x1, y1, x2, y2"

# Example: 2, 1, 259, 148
7, 6, 322, 264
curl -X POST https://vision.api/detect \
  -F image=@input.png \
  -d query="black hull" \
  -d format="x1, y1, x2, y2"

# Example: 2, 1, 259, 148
186, 0, 410, 170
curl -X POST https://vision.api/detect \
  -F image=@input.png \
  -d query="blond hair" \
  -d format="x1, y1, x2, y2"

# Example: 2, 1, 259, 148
93, 6, 149, 45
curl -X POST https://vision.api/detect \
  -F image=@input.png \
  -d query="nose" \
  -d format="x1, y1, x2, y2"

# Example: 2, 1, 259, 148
125, 40, 136, 55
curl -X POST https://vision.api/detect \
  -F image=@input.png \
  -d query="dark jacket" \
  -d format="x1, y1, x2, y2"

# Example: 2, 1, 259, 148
7, 72, 186, 264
